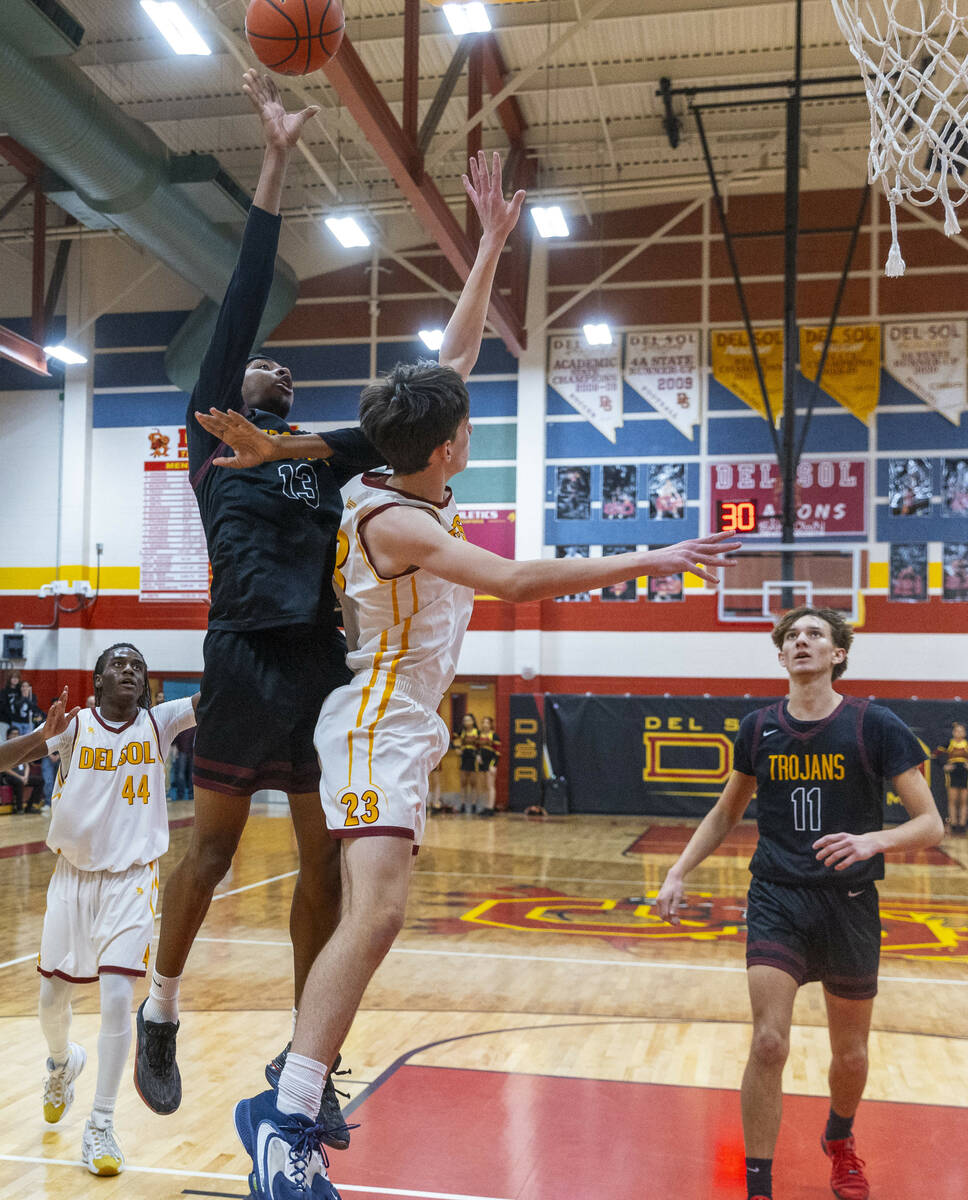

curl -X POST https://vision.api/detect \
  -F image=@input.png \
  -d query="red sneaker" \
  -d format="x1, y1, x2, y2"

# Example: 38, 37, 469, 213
821, 1134, 870, 1200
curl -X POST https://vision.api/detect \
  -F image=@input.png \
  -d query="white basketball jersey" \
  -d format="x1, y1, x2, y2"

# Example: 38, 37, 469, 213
46, 698, 195, 873
335, 473, 475, 702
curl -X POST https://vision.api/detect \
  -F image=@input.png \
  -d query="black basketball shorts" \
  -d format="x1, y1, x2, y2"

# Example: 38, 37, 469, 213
193, 626, 351, 797
949, 763, 968, 789
745, 876, 881, 1000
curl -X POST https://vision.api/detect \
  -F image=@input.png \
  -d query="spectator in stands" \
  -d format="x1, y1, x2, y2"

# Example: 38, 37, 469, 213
169, 724, 195, 801
1, 727, 33, 812
9, 680, 43, 735
1, 669, 23, 735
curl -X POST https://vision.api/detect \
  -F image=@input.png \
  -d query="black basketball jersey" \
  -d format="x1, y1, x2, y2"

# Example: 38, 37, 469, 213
733, 696, 926, 887
187, 205, 381, 634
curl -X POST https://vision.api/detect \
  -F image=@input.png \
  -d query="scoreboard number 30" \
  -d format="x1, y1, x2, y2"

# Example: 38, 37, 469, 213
717, 500, 758, 533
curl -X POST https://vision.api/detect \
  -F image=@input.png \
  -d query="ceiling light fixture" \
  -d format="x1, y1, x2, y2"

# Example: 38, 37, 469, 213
418, 329, 445, 351
44, 344, 88, 365
324, 216, 371, 248
140, 1, 212, 55
530, 206, 570, 238
582, 323, 613, 347
442, 3, 492, 35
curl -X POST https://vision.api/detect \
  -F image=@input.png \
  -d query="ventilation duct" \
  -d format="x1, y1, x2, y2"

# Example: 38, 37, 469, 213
0, 0, 298, 393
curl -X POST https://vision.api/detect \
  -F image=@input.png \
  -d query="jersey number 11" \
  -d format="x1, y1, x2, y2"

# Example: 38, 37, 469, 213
791, 786, 821, 832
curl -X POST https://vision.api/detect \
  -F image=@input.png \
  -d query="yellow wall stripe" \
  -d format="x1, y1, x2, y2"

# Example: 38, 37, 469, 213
0, 565, 140, 590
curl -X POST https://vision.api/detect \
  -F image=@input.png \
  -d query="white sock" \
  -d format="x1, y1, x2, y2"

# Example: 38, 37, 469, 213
39, 975, 73, 1064
277, 1052, 327, 1121
143, 971, 180, 1025
93, 972, 133, 1124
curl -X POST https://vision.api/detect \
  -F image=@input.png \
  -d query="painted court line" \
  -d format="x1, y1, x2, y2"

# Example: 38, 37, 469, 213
187, 936, 968, 987
0, 1155, 513, 1200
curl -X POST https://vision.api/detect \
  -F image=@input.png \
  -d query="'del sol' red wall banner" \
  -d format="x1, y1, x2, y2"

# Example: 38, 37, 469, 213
708, 458, 867, 538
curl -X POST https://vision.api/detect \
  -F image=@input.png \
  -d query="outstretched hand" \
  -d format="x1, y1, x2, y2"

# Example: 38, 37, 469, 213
195, 408, 279, 468
243, 69, 319, 150
643, 531, 743, 586
42, 687, 79, 740
462, 151, 526, 246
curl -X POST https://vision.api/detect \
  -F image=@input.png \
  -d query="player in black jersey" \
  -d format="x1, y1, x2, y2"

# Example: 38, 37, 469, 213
657, 607, 943, 1200
134, 72, 382, 1134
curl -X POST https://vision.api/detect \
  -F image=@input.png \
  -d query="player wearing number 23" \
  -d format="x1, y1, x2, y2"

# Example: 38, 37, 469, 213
656, 607, 942, 1200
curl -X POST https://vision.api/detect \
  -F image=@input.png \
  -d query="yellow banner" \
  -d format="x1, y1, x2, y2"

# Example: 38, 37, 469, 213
800, 324, 880, 424
711, 328, 783, 423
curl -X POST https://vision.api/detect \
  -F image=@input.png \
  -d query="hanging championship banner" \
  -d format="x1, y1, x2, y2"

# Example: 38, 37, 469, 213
884, 320, 967, 425
548, 334, 623, 443
623, 329, 701, 440
711, 328, 783, 423
800, 324, 880, 424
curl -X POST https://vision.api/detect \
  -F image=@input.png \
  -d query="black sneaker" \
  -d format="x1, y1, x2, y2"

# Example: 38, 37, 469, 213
133, 999, 181, 1114
265, 1043, 352, 1151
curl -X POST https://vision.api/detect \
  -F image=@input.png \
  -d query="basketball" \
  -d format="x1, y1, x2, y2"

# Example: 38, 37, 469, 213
245, 0, 345, 76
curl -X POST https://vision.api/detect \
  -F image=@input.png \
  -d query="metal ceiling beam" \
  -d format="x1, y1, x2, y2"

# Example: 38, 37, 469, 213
418, 40, 473, 155
402, 0, 420, 147
0, 324, 49, 375
480, 36, 527, 146
428, 0, 621, 168
323, 34, 526, 356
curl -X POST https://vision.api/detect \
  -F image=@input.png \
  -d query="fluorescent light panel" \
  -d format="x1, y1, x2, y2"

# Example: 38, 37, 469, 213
531, 205, 569, 238
45, 344, 88, 365
442, 3, 491, 35
419, 329, 445, 351
325, 216, 371, 248
582, 323, 613, 346
140, 1, 212, 55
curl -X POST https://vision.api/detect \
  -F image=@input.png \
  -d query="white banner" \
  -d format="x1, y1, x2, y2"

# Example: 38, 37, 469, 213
547, 334, 623, 443
624, 329, 701, 440
884, 320, 967, 425
140, 426, 209, 602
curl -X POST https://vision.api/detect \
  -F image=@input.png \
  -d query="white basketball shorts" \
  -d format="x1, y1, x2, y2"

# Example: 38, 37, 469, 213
38, 856, 158, 983
315, 672, 449, 851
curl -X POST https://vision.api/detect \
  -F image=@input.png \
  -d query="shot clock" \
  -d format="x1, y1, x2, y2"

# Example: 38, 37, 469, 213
716, 499, 758, 533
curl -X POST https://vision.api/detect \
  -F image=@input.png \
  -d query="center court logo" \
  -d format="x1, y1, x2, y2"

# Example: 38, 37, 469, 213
446, 888, 968, 963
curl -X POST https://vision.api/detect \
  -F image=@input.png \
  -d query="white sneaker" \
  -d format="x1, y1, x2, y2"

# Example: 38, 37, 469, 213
43, 1042, 87, 1124
81, 1117, 124, 1176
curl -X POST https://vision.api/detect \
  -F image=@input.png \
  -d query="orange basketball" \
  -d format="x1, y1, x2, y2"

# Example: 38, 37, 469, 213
245, 0, 345, 76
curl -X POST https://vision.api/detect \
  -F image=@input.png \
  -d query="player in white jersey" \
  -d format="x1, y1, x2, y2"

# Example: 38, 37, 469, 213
197, 152, 742, 1200
3, 644, 197, 1177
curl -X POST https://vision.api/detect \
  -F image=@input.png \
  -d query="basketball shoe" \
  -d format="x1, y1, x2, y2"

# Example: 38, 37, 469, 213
235, 1088, 340, 1199
81, 1117, 124, 1176
43, 1042, 86, 1123
134, 998, 181, 1114
265, 1044, 352, 1150
821, 1134, 870, 1200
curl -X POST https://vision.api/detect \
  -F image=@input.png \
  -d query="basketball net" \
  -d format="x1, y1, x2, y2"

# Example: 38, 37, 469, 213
831, 0, 968, 275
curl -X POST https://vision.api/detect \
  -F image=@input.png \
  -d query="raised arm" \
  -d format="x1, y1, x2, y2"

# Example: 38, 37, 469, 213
0, 687, 77, 772
246, 70, 320, 216
654, 771, 758, 923
439, 152, 526, 381
188, 73, 318, 475
364, 505, 740, 601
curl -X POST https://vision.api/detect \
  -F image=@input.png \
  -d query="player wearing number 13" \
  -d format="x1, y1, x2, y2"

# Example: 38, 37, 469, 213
656, 608, 943, 1200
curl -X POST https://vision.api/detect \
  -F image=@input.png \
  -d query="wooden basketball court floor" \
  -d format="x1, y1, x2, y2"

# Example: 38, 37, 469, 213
0, 804, 966, 1199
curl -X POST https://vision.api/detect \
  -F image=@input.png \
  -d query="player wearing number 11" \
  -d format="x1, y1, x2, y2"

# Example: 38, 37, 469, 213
656, 607, 942, 1200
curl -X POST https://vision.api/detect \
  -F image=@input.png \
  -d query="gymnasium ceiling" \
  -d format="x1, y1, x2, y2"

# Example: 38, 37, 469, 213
0, 1, 876, 300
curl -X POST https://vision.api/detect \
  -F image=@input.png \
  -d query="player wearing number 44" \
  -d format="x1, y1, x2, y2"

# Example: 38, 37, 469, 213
0, 648, 198, 1178
656, 608, 943, 1200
